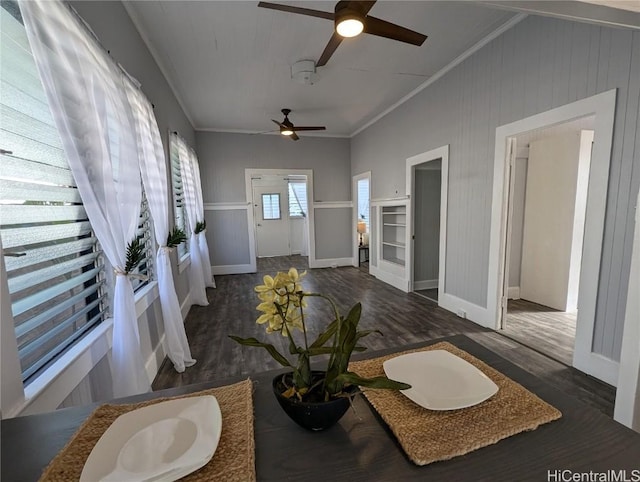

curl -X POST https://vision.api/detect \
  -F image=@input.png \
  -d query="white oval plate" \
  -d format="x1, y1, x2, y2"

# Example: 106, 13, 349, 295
383, 350, 499, 410
81, 395, 222, 482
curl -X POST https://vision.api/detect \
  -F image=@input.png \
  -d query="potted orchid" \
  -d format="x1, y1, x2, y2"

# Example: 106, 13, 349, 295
230, 268, 409, 430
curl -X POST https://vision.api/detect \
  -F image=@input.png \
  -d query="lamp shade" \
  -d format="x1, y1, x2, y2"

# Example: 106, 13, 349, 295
357, 221, 367, 234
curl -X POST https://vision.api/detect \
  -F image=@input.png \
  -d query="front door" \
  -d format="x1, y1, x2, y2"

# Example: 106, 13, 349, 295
252, 181, 290, 257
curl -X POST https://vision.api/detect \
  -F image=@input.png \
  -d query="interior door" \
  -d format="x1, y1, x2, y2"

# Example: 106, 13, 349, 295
252, 182, 290, 257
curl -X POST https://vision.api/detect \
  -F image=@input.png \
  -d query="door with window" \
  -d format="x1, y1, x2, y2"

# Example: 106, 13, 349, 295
252, 181, 290, 257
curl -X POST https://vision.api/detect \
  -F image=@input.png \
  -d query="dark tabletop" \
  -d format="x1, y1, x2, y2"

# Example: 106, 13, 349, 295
2, 335, 640, 482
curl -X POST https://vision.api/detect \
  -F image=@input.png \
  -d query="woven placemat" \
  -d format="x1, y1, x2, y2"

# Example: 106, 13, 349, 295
39, 379, 255, 481
349, 342, 561, 466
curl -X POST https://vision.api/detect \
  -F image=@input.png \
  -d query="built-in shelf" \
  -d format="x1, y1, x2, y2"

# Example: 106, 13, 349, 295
381, 204, 407, 267
382, 240, 405, 248
382, 256, 406, 267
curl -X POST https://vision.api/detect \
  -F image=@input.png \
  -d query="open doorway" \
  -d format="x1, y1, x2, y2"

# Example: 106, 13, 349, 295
249, 172, 310, 263
501, 118, 594, 365
352, 172, 371, 272
406, 145, 448, 303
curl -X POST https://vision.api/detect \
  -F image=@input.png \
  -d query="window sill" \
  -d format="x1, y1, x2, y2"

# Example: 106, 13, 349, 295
177, 253, 190, 274
19, 280, 160, 416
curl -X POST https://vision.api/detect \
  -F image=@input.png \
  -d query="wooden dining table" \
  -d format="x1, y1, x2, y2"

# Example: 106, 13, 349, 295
2, 335, 639, 481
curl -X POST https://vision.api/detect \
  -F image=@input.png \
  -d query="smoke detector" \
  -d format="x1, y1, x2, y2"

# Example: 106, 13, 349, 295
291, 60, 317, 85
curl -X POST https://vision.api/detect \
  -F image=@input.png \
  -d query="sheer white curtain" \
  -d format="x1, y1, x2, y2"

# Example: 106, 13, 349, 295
177, 139, 208, 306
124, 81, 196, 373
21, 0, 149, 396
189, 148, 215, 288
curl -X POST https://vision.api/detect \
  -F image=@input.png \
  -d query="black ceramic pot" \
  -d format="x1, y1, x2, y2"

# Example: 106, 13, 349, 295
272, 371, 357, 431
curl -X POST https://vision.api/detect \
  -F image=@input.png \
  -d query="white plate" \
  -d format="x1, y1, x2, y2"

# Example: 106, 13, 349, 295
81, 395, 222, 482
383, 350, 499, 410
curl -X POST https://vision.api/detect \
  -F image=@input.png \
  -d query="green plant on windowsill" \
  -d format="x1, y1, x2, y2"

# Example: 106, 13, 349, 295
166, 227, 187, 248
229, 268, 410, 403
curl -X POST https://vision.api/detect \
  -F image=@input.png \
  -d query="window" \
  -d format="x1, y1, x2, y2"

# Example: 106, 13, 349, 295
262, 193, 281, 220
0, 2, 153, 383
169, 134, 188, 259
288, 181, 307, 218
0, 3, 107, 382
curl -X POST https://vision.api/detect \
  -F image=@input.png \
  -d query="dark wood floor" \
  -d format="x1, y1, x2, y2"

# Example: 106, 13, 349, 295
415, 288, 439, 302
153, 256, 615, 417
503, 299, 577, 366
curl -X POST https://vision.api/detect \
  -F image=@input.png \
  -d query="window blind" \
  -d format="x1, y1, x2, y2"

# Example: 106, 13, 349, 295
357, 179, 370, 230
0, 3, 106, 381
288, 181, 307, 218
169, 135, 188, 258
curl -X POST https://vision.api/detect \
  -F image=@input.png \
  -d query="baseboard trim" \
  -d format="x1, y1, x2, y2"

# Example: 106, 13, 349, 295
180, 292, 192, 321
573, 351, 619, 387
212, 264, 254, 275
439, 293, 495, 329
145, 333, 166, 382
508, 286, 521, 299
370, 265, 408, 292
414, 279, 438, 291
309, 257, 353, 269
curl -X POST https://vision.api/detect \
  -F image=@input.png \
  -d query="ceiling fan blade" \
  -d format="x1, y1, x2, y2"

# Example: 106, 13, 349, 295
363, 16, 427, 46
291, 126, 327, 131
317, 32, 343, 67
272, 119, 286, 128
290, 132, 300, 141
358, 1, 377, 16
258, 2, 334, 20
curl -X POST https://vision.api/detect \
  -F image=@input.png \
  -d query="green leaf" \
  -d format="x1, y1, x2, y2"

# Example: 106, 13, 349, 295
166, 227, 187, 248
309, 318, 340, 349
356, 329, 382, 341
195, 220, 206, 234
307, 346, 334, 356
125, 237, 145, 273
335, 371, 411, 391
228, 335, 292, 367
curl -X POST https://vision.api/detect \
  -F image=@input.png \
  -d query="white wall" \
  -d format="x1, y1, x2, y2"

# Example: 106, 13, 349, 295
351, 15, 640, 363
519, 131, 588, 311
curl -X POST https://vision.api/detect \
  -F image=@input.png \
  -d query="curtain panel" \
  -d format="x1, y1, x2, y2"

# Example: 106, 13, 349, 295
176, 137, 208, 306
21, 0, 149, 396
124, 81, 196, 373
189, 148, 215, 288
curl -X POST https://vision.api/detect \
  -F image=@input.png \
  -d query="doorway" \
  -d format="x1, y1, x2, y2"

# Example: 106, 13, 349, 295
406, 145, 449, 303
501, 118, 594, 365
352, 172, 371, 271
246, 170, 313, 268
489, 89, 617, 385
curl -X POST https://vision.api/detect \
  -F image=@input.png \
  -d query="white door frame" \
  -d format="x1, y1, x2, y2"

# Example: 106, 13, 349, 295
405, 145, 449, 301
352, 171, 371, 267
245, 168, 315, 272
488, 89, 617, 385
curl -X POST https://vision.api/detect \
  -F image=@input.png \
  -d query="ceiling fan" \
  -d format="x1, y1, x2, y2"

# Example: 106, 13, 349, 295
272, 109, 326, 141
257, 1, 427, 67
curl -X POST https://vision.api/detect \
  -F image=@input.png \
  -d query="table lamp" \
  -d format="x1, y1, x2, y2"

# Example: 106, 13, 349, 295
357, 221, 367, 246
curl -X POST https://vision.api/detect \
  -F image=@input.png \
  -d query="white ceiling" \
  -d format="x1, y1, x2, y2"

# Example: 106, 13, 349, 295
124, 1, 518, 136
123, 1, 639, 138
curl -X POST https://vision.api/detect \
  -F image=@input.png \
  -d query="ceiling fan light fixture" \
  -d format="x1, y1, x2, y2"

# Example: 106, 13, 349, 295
280, 127, 294, 136
335, 9, 364, 38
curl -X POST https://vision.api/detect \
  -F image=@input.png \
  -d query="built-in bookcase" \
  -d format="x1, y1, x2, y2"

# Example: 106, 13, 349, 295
381, 205, 406, 266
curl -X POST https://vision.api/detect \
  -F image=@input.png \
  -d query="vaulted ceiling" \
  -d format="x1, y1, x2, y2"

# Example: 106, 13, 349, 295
123, 1, 640, 137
